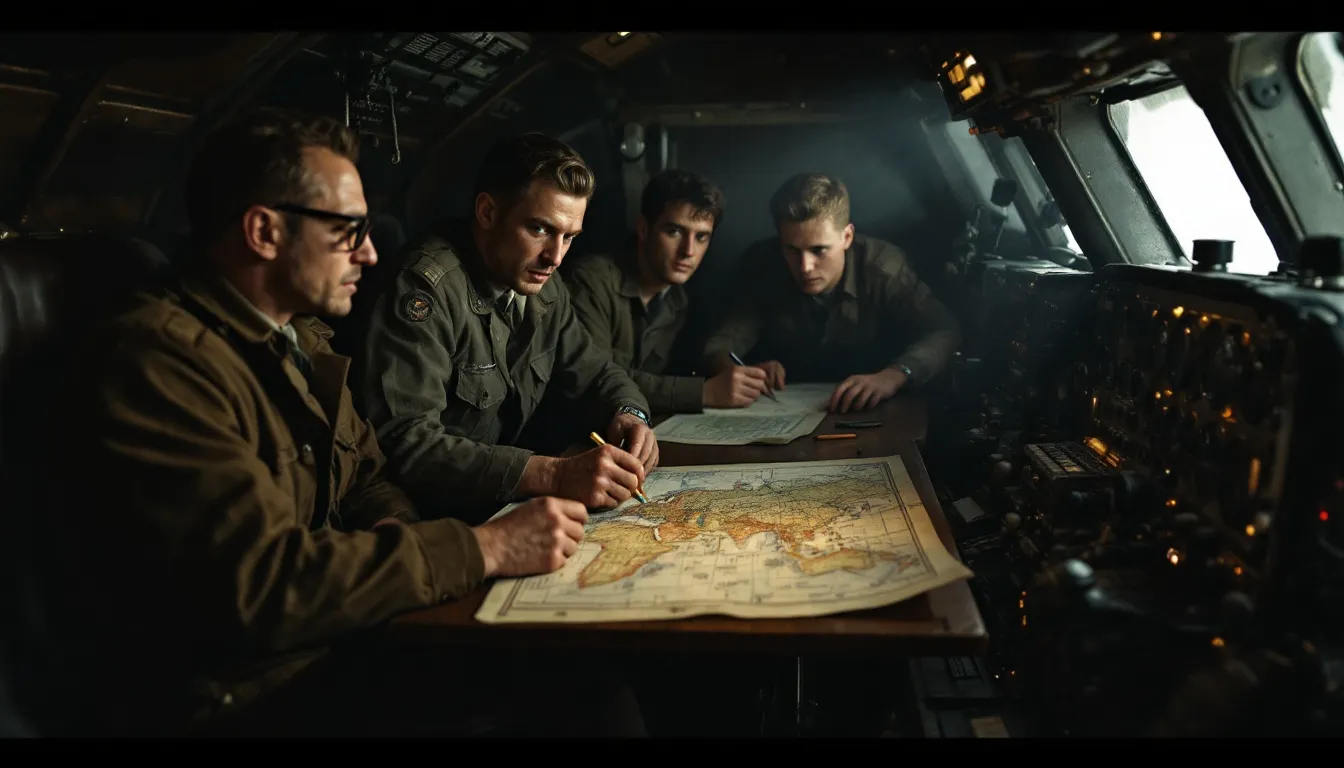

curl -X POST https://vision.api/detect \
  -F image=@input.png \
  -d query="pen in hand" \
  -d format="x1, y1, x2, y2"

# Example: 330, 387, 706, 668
590, 432, 648, 504
729, 351, 779, 402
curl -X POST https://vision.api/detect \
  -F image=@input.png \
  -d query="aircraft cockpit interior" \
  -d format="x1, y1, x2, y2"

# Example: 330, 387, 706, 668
1, 30, 1343, 738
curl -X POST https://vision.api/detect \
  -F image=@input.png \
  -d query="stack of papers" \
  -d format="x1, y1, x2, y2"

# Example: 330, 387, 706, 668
654, 382, 838, 445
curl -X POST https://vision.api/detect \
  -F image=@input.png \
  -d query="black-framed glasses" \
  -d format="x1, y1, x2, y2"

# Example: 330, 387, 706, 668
270, 203, 374, 252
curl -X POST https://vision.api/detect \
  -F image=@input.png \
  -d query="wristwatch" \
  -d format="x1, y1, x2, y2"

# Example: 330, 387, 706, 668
617, 404, 651, 426
896, 363, 913, 379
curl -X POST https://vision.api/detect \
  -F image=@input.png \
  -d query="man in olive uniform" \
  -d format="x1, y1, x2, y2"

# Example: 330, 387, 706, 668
563, 169, 772, 414
703, 172, 961, 413
357, 133, 658, 520
64, 109, 620, 737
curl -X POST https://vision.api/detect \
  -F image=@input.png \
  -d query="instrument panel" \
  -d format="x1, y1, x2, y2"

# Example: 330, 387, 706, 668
931, 251, 1344, 736
1084, 274, 1297, 583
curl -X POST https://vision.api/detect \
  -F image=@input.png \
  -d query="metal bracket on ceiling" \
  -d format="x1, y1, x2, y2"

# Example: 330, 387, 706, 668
336, 45, 403, 164
387, 85, 401, 164
1245, 70, 1287, 110
402, 55, 551, 216
7, 65, 118, 231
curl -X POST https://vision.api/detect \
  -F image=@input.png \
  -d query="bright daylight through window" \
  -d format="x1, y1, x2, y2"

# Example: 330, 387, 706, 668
1109, 86, 1279, 276
1300, 32, 1344, 184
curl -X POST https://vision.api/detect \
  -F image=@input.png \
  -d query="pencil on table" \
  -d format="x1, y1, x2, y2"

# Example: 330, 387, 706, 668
589, 431, 649, 503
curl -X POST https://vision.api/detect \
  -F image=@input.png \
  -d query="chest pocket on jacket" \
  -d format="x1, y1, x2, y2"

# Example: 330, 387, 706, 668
270, 439, 318, 527
523, 349, 556, 416
448, 363, 507, 439
640, 327, 674, 373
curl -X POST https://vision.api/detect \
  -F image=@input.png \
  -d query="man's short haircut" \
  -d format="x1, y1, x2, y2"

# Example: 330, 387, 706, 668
474, 132, 596, 210
184, 107, 359, 247
768, 173, 850, 228
639, 169, 726, 227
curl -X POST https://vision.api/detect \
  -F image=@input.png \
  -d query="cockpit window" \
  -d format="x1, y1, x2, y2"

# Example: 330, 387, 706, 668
1299, 32, 1344, 167
993, 134, 1081, 254
939, 120, 1027, 234
1107, 85, 1279, 276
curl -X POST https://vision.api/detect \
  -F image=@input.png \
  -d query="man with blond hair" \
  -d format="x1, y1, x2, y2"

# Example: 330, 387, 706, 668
703, 173, 961, 413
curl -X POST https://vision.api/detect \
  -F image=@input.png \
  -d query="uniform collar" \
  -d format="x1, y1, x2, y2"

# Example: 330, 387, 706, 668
217, 278, 300, 347
840, 238, 862, 298
618, 252, 686, 312
440, 218, 546, 317
177, 270, 296, 348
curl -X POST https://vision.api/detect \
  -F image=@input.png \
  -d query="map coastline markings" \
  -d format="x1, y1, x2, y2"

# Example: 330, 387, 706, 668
475, 455, 973, 624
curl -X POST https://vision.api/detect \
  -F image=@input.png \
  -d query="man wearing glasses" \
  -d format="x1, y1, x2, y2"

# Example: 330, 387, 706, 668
63, 109, 628, 736
356, 133, 658, 521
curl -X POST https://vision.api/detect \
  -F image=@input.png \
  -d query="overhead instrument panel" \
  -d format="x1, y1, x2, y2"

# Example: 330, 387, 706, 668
330, 31, 533, 135
936, 49, 993, 121
924, 32, 1185, 136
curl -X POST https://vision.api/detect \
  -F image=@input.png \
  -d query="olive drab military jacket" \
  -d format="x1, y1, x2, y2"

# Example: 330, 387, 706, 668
70, 271, 484, 731
703, 234, 962, 384
564, 252, 704, 415
356, 220, 650, 517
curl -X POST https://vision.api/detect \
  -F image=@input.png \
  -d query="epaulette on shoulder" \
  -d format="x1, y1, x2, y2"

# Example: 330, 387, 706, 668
295, 316, 335, 339
407, 251, 450, 289
861, 235, 912, 280
148, 291, 213, 348
573, 252, 620, 279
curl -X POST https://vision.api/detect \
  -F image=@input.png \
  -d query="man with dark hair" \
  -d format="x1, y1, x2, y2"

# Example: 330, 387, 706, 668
358, 133, 658, 520
563, 169, 769, 413
704, 172, 961, 413
65, 108, 597, 736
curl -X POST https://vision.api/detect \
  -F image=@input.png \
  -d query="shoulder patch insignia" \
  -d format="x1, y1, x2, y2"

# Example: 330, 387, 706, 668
411, 254, 448, 287
399, 289, 435, 323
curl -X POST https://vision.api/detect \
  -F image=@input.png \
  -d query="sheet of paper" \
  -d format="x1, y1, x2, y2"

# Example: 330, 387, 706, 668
476, 455, 974, 624
654, 381, 838, 446
709, 381, 838, 416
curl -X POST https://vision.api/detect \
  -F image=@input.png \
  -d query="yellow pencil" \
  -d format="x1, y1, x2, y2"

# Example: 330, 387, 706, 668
589, 432, 649, 503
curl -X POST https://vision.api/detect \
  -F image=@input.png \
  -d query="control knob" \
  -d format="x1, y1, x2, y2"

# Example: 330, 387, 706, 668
1192, 239, 1234, 273
1297, 235, 1344, 290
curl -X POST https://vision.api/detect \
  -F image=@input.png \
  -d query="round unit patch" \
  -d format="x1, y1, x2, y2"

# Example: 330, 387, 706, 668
400, 289, 434, 322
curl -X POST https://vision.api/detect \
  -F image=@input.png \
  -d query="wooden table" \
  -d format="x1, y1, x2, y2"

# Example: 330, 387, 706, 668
389, 393, 987, 658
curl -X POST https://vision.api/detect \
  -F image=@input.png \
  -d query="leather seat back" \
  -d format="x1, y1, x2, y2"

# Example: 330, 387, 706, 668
0, 233, 168, 734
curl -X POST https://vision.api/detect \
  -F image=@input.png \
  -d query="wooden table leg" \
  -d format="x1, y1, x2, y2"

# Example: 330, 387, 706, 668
796, 656, 820, 735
